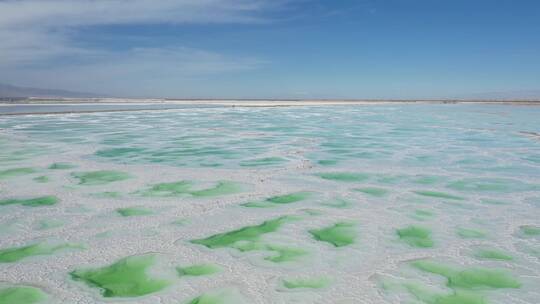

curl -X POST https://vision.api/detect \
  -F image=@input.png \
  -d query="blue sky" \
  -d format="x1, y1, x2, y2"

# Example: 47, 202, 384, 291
0, 0, 539, 99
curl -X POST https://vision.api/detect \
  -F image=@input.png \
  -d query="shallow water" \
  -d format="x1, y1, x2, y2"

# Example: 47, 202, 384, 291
0, 104, 539, 303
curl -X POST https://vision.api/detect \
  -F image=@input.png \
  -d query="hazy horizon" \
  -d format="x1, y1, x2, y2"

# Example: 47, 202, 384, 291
2, 82, 540, 101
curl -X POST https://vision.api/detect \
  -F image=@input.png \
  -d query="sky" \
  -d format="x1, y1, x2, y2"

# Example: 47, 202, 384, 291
0, 0, 539, 99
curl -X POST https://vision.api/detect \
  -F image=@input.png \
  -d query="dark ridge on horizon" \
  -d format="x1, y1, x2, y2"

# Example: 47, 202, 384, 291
0, 83, 106, 99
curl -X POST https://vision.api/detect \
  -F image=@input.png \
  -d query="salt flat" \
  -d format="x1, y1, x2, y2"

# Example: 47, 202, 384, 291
0, 104, 539, 303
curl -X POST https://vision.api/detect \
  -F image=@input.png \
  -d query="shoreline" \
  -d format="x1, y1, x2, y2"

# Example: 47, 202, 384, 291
1, 99, 539, 116
1, 98, 540, 105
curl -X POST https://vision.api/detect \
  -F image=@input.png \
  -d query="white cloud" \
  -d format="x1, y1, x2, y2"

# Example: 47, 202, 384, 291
0, 0, 272, 28
0, 0, 274, 63
0, 28, 92, 66
0, 0, 278, 94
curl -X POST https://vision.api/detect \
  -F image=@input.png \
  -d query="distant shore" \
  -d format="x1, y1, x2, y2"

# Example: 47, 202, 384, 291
1, 98, 539, 115
1, 98, 539, 106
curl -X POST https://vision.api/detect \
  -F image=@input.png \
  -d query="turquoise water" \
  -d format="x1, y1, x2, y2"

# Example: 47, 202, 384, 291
0, 104, 539, 303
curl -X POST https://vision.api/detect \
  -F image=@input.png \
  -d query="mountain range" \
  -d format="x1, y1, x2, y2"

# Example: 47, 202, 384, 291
0, 83, 102, 98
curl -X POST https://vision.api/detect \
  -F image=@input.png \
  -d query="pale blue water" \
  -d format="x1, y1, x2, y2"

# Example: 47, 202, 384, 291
0, 104, 539, 303
0, 103, 216, 114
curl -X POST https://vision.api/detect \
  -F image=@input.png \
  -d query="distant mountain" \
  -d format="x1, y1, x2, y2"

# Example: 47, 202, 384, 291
0, 83, 103, 98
